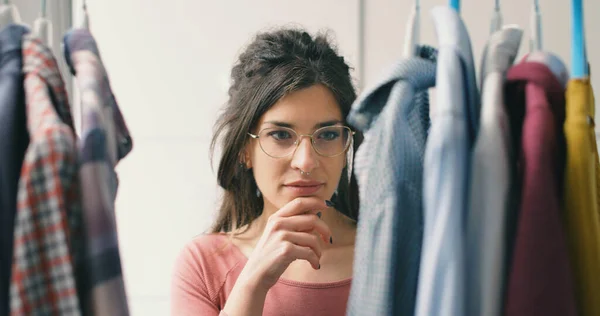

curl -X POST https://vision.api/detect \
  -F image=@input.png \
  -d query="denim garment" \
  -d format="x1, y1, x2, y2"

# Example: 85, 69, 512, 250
0, 24, 29, 316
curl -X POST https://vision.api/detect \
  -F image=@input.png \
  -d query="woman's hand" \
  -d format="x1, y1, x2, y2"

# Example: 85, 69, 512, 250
223, 197, 332, 316
241, 196, 333, 291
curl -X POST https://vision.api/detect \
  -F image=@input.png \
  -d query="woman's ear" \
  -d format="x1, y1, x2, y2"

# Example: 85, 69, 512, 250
242, 146, 252, 169
245, 152, 252, 169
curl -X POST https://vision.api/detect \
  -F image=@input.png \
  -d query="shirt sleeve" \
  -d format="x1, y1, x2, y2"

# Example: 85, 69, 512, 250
170, 244, 221, 316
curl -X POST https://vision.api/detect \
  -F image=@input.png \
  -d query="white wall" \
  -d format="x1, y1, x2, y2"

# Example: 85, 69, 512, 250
73, 1, 600, 315
74, 1, 359, 315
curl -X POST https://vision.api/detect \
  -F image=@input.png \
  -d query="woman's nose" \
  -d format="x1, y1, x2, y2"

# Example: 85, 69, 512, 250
291, 136, 318, 172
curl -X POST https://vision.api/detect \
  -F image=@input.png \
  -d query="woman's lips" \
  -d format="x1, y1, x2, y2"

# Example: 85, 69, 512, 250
284, 184, 324, 195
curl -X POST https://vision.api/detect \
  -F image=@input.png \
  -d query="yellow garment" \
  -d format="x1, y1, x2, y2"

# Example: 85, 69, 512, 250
563, 78, 600, 316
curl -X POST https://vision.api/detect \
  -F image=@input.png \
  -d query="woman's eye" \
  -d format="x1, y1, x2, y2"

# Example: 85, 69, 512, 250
267, 130, 292, 140
319, 131, 340, 141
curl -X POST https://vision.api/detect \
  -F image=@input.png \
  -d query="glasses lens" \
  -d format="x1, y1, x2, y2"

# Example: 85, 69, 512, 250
258, 127, 298, 157
313, 126, 351, 157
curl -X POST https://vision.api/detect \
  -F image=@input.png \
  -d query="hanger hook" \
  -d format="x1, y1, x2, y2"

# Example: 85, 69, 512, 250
495, 0, 500, 10
415, 0, 420, 10
530, 0, 543, 51
41, 0, 47, 18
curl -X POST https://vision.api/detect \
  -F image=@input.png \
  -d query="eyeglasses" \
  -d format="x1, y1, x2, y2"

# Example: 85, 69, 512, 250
248, 125, 355, 158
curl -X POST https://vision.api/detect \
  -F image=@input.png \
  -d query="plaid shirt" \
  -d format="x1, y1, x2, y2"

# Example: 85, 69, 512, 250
10, 34, 83, 315
64, 28, 132, 316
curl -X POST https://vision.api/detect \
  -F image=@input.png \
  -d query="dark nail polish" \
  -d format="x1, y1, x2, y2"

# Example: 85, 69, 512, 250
330, 236, 333, 244
325, 200, 335, 207
317, 212, 322, 218
318, 264, 321, 269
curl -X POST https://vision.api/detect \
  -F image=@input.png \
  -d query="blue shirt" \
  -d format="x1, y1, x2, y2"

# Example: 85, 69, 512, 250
346, 46, 436, 316
415, 6, 479, 316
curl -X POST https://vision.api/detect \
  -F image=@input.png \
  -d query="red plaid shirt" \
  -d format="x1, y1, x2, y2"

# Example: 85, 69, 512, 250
10, 34, 83, 316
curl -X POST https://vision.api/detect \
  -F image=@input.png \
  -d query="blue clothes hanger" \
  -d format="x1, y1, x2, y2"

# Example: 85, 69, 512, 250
403, 0, 420, 57
450, 0, 460, 12
571, 0, 587, 78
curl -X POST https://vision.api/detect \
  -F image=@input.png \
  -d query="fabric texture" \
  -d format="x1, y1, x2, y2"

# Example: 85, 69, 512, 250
171, 234, 351, 316
10, 34, 83, 316
563, 77, 600, 316
0, 24, 29, 316
466, 27, 522, 316
503, 58, 577, 316
64, 28, 133, 316
345, 45, 436, 316
415, 6, 479, 316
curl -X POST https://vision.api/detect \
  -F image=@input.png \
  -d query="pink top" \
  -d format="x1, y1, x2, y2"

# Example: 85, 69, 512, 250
170, 233, 352, 316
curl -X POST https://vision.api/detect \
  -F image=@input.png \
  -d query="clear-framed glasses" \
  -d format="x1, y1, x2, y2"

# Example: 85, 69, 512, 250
248, 125, 355, 158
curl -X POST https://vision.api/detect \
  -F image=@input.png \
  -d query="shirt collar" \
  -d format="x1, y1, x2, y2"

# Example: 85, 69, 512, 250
0, 24, 29, 56
63, 28, 101, 75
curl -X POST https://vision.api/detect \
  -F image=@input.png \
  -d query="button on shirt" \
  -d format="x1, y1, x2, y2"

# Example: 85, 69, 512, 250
415, 6, 479, 316
346, 45, 437, 316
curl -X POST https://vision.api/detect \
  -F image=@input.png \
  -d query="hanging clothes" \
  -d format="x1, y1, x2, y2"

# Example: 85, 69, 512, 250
562, 75, 600, 316
345, 45, 436, 316
466, 26, 522, 316
503, 56, 577, 316
10, 34, 83, 316
0, 24, 29, 316
63, 28, 132, 316
415, 6, 479, 316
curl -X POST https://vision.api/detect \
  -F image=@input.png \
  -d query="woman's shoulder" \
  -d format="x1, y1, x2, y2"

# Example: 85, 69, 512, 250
176, 233, 245, 269
172, 233, 246, 294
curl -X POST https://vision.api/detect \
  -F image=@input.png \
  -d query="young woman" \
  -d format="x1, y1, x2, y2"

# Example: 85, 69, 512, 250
171, 27, 362, 316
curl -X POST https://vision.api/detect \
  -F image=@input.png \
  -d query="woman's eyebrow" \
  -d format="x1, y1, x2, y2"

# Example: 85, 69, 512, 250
262, 119, 343, 129
314, 120, 343, 128
263, 120, 294, 128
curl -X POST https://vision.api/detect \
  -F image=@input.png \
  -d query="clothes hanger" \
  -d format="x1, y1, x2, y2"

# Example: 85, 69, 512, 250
0, 0, 22, 30
571, 0, 587, 78
523, 0, 569, 87
529, 0, 542, 52
450, 0, 460, 12
33, 0, 52, 47
403, 0, 420, 57
490, 0, 502, 34
79, 0, 89, 29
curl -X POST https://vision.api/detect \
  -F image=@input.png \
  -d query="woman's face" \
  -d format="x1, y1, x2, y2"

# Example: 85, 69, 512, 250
246, 84, 348, 211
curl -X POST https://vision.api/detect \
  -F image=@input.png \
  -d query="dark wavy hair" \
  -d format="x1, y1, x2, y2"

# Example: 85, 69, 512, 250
210, 27, 363, 233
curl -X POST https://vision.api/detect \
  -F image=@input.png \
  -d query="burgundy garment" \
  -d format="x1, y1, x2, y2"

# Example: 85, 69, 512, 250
503, 62, 577, 316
